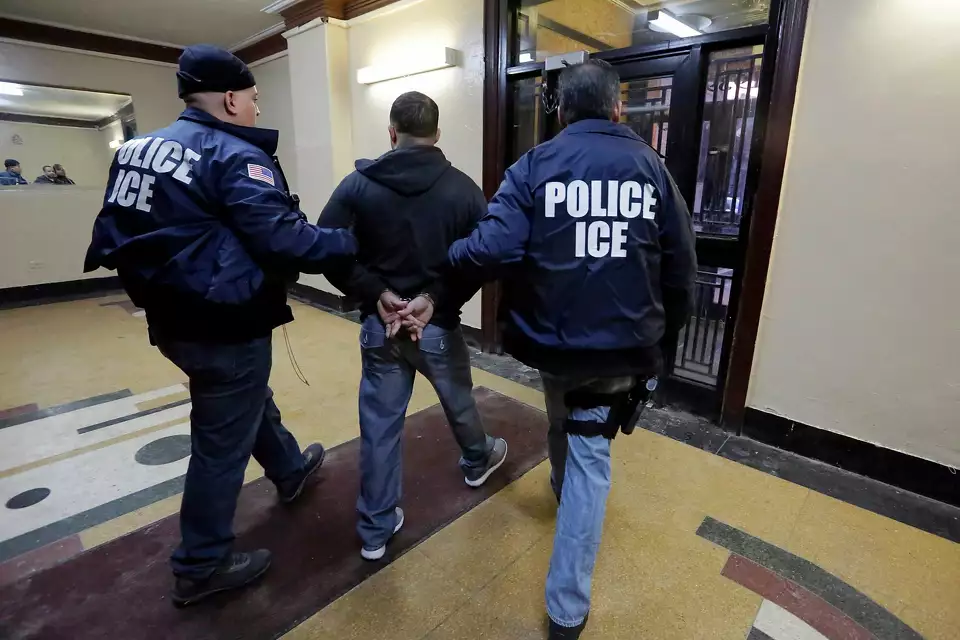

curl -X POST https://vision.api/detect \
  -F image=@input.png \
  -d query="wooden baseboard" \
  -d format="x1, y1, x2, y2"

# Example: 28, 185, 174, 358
744, 407, 959, 508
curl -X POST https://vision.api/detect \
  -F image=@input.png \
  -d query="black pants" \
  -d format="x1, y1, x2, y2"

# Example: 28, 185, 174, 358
156, 335, 305, 579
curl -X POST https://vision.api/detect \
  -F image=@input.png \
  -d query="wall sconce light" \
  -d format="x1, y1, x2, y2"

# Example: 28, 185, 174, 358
356, 47, 460, 85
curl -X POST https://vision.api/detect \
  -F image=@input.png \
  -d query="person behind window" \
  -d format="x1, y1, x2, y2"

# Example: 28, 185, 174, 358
52, 164, 75, 185
35, 165, 57, 184
0, 159, 28, 185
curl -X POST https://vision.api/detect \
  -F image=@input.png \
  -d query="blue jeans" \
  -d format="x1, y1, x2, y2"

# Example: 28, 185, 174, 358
156, 335, 306, 579
541, 373, 634, 628
357, 315, 493, 549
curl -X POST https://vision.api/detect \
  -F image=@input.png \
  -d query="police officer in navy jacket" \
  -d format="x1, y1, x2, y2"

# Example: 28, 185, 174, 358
448, 60, 697, 638
84, 45, 357, 606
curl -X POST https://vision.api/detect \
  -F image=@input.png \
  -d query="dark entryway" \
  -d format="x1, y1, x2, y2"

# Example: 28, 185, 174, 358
481, 0, 810, 420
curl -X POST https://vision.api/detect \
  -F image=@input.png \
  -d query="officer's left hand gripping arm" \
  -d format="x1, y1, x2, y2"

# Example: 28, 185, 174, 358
448, 154, 534, 274
223, 154, 357, 274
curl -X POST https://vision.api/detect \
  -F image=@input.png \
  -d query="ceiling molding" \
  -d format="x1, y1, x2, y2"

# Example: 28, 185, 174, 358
280, 0, 347, 27
261, 0, 305, 14
343, 0, 425, 26
235, 32, 288, 64
343, 0, 403, 20
0, 37, 178, 68
247, 49, 289, 68
2, 16, 186, 49
277, 0, 403, 28
0, 111, 101, 130
0, 1, 409, 68
228, 22, 287, 52
0, 18, 182, 64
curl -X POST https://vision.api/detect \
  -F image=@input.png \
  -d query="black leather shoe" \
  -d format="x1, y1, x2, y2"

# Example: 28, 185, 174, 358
278, 443, 326, 503
172, 549, 271, 607
548, 614, 588, 639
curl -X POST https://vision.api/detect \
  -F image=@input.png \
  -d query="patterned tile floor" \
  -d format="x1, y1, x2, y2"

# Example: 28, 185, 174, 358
0, 293, 957, 639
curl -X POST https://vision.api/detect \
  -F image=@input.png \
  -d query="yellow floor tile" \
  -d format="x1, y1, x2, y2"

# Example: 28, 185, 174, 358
284, 548, 472, 640
785, 490, 960, 634
615, 427, 811, 547
423, 536, 556, 640
0, 298, 183, 408
418, 463, 557, 591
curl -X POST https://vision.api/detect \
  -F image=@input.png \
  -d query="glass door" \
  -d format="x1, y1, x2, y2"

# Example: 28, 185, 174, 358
500, 32, 769, 407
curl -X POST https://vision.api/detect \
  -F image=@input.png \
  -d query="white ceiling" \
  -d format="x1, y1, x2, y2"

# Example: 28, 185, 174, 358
0, 83, 132, 120
0, 0, 284, 48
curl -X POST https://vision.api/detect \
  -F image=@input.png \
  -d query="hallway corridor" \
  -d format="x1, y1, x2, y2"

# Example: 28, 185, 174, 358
1, 293, 956, 639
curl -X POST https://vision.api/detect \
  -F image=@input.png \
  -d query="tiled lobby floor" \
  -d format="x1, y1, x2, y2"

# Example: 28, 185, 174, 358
1, 294, 957, 639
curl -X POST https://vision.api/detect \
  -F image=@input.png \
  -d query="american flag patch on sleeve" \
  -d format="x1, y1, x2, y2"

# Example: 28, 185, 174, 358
247, 164, 275, 186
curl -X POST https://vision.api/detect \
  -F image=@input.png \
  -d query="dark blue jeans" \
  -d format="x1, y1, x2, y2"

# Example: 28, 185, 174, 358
156, 335, 306, 580
356, 316, 493, 549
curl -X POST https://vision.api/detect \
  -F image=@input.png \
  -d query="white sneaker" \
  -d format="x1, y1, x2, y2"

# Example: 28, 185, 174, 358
360, 507, 404, 561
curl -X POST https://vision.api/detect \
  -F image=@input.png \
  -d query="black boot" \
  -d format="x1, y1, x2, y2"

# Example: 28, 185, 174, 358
172, 549, 271, 607
548, 614, 588, 640
278, 443, 326, 503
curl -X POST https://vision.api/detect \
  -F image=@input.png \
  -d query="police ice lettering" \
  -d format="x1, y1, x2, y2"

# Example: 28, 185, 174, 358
106, 137, 202, 212
544, 180, 658, 258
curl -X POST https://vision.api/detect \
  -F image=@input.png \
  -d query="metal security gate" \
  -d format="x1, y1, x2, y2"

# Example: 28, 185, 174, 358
484, 0, 811, 420
486, 0, 788, 412
673, 48, 763, 385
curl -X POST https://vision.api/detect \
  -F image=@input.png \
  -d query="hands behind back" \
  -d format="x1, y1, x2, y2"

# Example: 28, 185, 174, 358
377, 291, 435, 341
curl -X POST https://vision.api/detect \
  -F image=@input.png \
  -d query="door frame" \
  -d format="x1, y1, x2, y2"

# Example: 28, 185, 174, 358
480, 0, 811, 426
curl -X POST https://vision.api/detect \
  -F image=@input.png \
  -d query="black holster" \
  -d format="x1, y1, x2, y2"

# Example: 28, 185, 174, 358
562, 376, 658, 440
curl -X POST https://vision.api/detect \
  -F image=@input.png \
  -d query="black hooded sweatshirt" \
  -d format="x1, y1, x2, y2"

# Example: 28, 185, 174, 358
317, 145, 486, 329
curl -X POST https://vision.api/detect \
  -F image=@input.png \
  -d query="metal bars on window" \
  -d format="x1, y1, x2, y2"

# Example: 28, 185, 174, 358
693, 50, 763, 235
673, 268, 734, 386
619, 76, 672, 157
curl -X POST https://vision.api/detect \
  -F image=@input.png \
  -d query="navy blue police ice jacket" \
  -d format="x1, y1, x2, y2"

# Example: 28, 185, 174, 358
84, 107, 357, 343
448, 118, 697, 377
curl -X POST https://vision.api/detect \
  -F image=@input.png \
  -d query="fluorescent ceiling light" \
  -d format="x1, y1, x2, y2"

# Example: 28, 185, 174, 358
519, 52, 534, 64
650, 11, 701, 38
357, 47, 459, 85
0, 82, 24, 96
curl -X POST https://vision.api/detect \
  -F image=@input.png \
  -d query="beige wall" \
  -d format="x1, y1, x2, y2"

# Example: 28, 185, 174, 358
747, 0, 960, 467
346, 0, 485, 326
0, 121, 113, 188
0, 189, 109, 288
285, 20, 354, 297
250, 54, 299, 192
